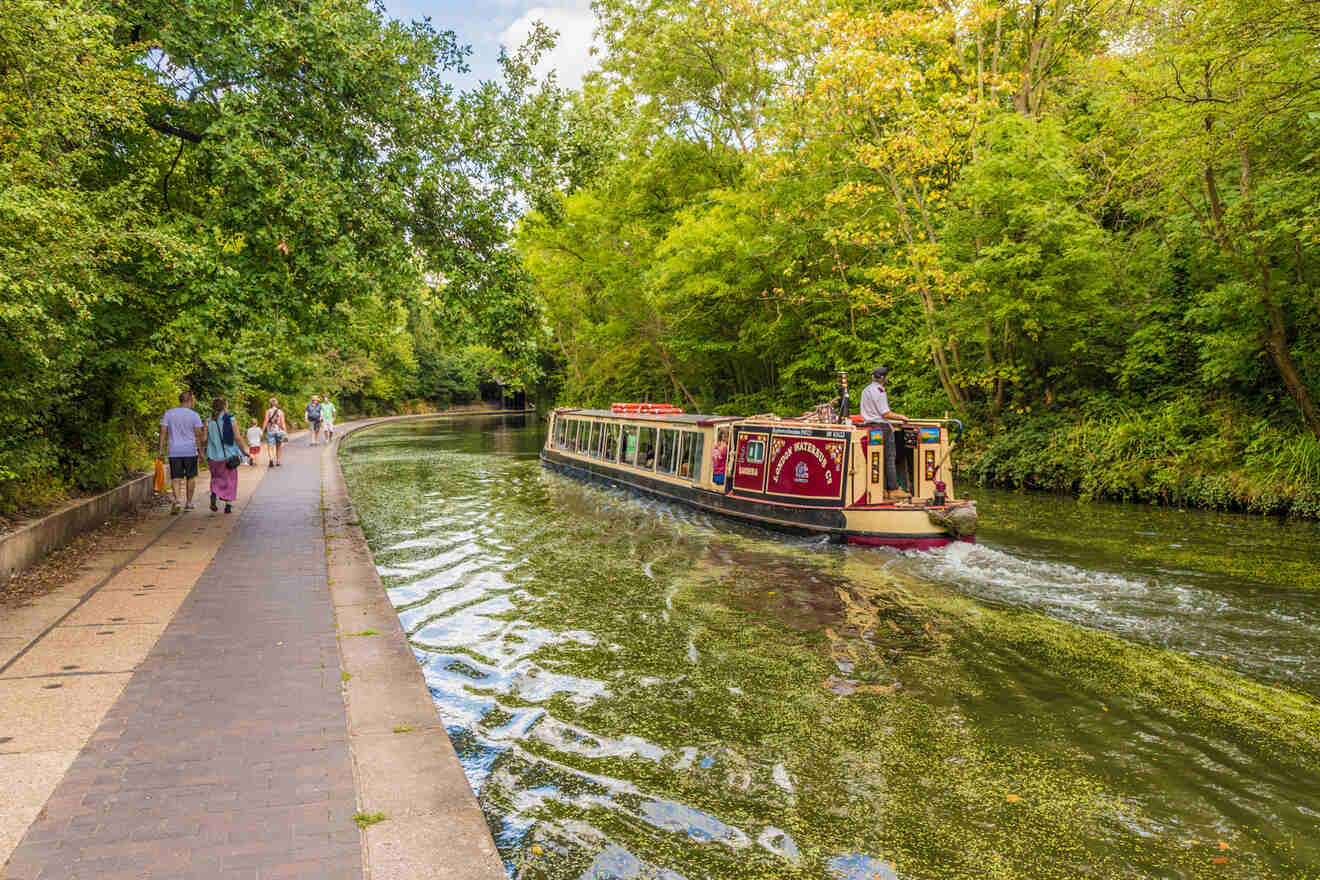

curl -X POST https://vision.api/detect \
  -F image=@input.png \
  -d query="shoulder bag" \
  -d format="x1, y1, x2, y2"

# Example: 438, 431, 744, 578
214, 415, 242, 469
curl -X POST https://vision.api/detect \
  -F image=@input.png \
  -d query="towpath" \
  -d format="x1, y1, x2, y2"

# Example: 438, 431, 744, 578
0, 421, 503, 879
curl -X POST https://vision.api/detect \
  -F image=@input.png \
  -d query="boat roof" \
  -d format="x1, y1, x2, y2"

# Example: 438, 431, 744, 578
558, 407, 950, 430
559, 408, 736, 426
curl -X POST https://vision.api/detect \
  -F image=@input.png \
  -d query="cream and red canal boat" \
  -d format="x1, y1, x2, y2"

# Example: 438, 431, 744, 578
540, 403, 977, 549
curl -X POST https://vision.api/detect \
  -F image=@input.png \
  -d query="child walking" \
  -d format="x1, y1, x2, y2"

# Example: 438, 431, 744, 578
246, 420, 263, 466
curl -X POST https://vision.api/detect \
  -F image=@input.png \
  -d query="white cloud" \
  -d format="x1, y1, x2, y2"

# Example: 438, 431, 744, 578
499, 0, 600, 90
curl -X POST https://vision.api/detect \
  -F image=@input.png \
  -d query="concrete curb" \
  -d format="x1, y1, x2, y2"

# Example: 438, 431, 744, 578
323, 414, 523, 880
0, 473, 154, 586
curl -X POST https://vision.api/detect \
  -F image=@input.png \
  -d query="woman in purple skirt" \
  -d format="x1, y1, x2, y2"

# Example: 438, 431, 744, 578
205, 398, 248, 513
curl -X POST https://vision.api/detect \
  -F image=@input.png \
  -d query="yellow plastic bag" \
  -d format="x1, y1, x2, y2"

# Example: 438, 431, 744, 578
153, 458, 166, 494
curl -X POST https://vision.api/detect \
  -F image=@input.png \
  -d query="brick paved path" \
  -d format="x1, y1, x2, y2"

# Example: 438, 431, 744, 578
3, 442, 363, 879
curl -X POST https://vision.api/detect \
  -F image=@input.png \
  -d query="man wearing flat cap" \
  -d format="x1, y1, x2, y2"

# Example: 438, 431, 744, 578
859, 366, 910, 500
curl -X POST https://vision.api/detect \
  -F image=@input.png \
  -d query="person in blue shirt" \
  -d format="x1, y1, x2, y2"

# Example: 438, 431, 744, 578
859, 366, 910, 500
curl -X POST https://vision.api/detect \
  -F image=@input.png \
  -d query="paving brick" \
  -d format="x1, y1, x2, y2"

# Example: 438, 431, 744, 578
3, 444, 363, 879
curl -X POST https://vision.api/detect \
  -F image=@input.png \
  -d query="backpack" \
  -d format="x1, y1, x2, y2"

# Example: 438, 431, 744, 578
306, 402, 322, 421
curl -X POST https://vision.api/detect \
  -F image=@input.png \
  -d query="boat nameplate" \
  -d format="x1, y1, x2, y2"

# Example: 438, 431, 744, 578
770, 426, 850, 440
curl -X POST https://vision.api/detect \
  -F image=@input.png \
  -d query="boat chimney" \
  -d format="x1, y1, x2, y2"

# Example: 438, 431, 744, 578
837, 371, 849, 421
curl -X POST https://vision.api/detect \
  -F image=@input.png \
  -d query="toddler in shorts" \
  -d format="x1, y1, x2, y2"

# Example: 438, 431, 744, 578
246, 420, 263, 466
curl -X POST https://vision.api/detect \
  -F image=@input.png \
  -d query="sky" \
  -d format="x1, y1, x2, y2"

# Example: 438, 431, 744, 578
378, 0, 601, 91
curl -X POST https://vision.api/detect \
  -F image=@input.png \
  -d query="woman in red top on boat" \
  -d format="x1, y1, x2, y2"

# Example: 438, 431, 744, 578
711, 429, 730, 490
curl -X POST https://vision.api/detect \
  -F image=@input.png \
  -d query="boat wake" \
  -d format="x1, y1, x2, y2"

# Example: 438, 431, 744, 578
890, 540, 1320, 692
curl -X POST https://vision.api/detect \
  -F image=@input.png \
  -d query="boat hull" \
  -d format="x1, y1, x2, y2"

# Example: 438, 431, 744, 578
846, 534, 975, 550
540, 449, 970, 548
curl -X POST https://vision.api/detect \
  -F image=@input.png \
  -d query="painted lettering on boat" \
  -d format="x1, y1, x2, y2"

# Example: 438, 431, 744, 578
772, 440, 831, 483
767, 437, 845, 499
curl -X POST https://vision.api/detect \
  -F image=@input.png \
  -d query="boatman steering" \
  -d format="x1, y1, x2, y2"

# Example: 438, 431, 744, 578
859, 365, 910, 501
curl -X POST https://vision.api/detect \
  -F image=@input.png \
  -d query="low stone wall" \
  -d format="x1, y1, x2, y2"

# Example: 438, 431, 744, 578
0, 473, 154, 585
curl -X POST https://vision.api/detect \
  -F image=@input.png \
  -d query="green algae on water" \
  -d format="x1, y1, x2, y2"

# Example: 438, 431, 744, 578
341, 417, 1320, 879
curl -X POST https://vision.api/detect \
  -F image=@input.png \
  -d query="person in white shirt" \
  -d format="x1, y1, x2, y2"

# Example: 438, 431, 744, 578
859, 365, 909, 500
246, 421, 264, 467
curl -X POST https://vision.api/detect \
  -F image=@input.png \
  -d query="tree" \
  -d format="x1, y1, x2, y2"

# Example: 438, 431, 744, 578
1113, 0, 1320, 437
941, 114, 1115, 413
0, 0, 566, 512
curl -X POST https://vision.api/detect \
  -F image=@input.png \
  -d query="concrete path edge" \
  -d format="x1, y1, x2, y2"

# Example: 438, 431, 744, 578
323, 415, 516, 880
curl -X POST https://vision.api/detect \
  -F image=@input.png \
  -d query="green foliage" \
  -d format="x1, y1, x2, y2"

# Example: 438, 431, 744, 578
0, 0, 558, 517
515, 0, 1320, 515
963, 397, 1320, 518
941, 115, 1117, 406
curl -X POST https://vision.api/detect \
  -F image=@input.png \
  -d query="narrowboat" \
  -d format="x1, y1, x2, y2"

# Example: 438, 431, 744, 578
539, 402, 977, 549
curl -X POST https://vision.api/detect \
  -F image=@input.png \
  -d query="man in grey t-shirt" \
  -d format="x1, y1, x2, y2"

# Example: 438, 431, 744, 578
860, 366, 909, 500
159, 390, 205, 514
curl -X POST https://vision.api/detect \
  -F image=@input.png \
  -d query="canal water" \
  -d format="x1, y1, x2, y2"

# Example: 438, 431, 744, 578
340, 415, 1320, 880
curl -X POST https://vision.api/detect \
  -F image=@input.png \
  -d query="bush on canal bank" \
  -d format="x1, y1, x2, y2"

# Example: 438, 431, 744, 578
959, 397, 1320, 519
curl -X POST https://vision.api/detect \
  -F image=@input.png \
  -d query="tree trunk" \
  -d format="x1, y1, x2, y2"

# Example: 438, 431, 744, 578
984, 319, 1002, 419
1216, 139, 1320, 439
654, 340, 701, 411
880, 169, 967, 408
1260, 279, 1320, 439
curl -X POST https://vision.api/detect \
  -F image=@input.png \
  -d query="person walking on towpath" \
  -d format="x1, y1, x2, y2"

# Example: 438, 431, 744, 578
320, 393, 336, 442
859, 365, 910, 501
264, 396, 287, 467
305, 395, 323, 446
246, 419, 263, 466
206, 397, 248, 514
159, 390, 205, 514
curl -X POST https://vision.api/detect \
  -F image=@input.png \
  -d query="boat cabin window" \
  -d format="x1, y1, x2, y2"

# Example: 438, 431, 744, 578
588, 422, 603, 457
745, 438, 766, 464
678, 433, 703, 481
621, 426, 638, 464
576, 420, 592, 454
637, 427, 657, 469
555, 417, 567, 448
603, 423, 621, 462
657, 429, 679, 475
567, 419, 580, 450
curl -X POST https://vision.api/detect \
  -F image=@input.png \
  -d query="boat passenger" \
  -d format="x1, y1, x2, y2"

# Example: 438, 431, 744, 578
711, 430, 730, 489
860, 365, 910, 501
642, 444, 655, 467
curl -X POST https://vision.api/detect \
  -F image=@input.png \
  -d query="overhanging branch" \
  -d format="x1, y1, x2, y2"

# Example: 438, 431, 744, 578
147, 117, 204, 143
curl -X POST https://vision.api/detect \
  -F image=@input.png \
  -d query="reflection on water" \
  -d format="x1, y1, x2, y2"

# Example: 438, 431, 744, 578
341, 416, 1320, 879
